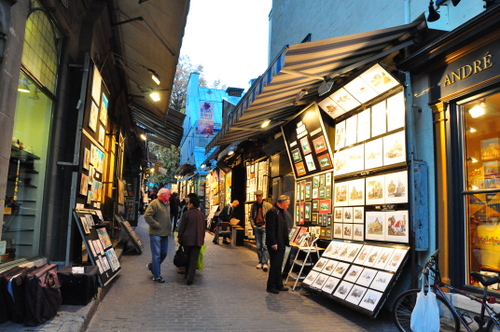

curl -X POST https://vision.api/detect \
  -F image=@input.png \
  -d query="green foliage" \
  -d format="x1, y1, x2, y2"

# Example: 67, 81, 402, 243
170, 55, 208, 113
148, 141, 180, 184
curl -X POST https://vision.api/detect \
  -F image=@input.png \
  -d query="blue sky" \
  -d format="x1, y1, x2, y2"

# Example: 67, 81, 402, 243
180, 0, 272, 91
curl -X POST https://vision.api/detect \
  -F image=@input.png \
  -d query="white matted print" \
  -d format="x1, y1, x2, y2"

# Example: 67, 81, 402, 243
371, 100, 387, 137
304, 154, 316, 172
357, 268, 377, 287
313, 257, 330, 271
360, 63, 400, 94
366, 175, 385, 205
333, 280, 354, 300
357, 108, 371, 142
303, 270, 320, 286
322, 259, 339, 275
385, 248, 408, 272
353, 206, 364, 224
354, 245, 373, 265
345, 115, 357, 146
333, 223, 343, 239
383, 130, 406, 165
334, 120, 346, 150
385, 170, 408, 204
322, 242, 337, 258
322, 276, 341, 294
386, 91, 405, 132
331, 88, 360, 113
334, 149, 348, 175
312, 273, 329, 289
348, 178, 365, 206
346, 285, 368, 306
363, 246, 383, 267
331, 261, 350, 279
386, 210, 409, 243
334, 207, 343, 222
342, 223, 353, 240
319, 97, 345, 120
347, 144, 364, 173
370, 271, 394, 292
344, 265, 364, 283
373, 247, 395, 270
334, 182, 348, 206
364, 138, 383, 169
343, 207, 353, 223
359, 289, 383, 312
365, 212, 385, 241
353, 224, 364, 241
337, 243, 352, 261
344, 76, 378, 104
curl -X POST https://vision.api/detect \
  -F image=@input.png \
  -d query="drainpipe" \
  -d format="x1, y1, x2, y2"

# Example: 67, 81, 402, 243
404, 0, 411, 24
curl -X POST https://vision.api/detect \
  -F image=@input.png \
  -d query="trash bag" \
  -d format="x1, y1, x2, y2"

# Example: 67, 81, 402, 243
196, 245, 206, 270
173, 246, 187, 267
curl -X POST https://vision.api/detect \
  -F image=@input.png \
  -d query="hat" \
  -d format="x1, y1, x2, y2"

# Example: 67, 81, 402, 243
255, 190, 264, 196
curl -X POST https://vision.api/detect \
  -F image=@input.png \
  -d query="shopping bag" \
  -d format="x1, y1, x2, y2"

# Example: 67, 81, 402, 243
196, 245, 206, 270
410, 275, 440, 332
173, 246, 187, 267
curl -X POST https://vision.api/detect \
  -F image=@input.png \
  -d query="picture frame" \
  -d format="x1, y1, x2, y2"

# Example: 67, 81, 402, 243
385, 170, 408, 204
331, 88, 361, 113
312, 135, 327, 154
344, 264, 364, 283
319, 186, 326, 199
89, 100, 99, 132
345, 115, 358, 146
91, 66, 102, 104
322, 276, 341, 294
364, 138, 384, 169
305, 181, 312, 199
344, 76, 378, 104
333, 223, 343, 239
357, 108, 371, 142
347, 144, 365, 173
370, 100, 387, 137
365, 211, 385, 241
385, 210, 409, 243
325, 172, 332, 186
357, 267, 377, 287
313, 257, 330, 271
79, 216, 90, 234
370, 271, 394, 292
311, 212, 318, 224
359, 289, 383, 312
334, 149, 348, 175
342, 223, 353, 240
385, 248, 408, 272
319, 174, 326, 187
313, 175, 320, 188
319, 96, 345, 120
373, 247, 395, 270
343, 207, 353, 223
312, 187, 319, 200
312, 273, 329, 290
334, 182, 348, 206
353, 206, 364, 224
300, 181, 306, 200
360, 63, 400, 94
312, 200, 319, 212
334, 120, 346, 150
317, 152, 333, 171
300, 136, 312, 155
291, 148, 302, 162
346, 285, 368, 306
353, 224, 364, 241
383, 130, 406, 166
79, 173, 89, 196
348, 178, 365, 206
366, 175, 385, 205
302, 270, 319, 286
321, 259, 338, 275
304, 154, 316, 172
99, 93, 108, 126
354, 245, 374, 265
331, 262, 350, 279
333, 280, 354, 300
386, 91, 405, 132
295, 162, 307, 177
334, 207, 343, 222
318, 199, 331, 214
304, 202, 312, 221
98, 125, 105, 146
83, 147, 90, 170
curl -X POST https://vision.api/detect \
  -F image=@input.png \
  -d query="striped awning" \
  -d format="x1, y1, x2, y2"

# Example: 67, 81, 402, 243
206, 20, 426, 153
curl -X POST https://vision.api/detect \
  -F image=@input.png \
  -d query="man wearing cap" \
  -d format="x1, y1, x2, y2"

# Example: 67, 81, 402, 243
249, 190, 272, 271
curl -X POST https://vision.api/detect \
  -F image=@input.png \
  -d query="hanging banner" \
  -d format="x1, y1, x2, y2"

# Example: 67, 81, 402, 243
198, 101, 214, 134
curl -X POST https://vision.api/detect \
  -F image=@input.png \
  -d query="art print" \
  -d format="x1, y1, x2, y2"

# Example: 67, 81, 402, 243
312, 200, 318, 212
347, 243, 363, 262
291, 148, 302, 162
334, 149, 348, 175
91, 67, 102, 104
357, 268, 377, 287
481, 137, 500, 160
364, 138, 383, 169
322, 241, 337, 258
357, 108, 371, 142
347, 144, 365, 173
353, 224, 364, 241
345, 115, 358, 146
344, 264, 364, 283
343, 207, 353, 223
383, 130, 406, 165
105, 248, 121, 272
312, 135, 327, 154
385, 170, 408, 203
79, 173, 89, 196
96, 228, 112, 249
373, 247, 395, 270
363, 246, 383, 267
331, 88, 361, 113
319, 186, 326, 199
313, 273, 329, 290
365, 212, 385, 241
311, 213, 318, 224
298, 202, 305, 225
325, 172, 332, 186
385, 248, 408, 272
304, 154, 316, 172
304, 202, 312, 221
83, 147, 90, 170
359, 289, 383, 312
318, 199, 331, 214
337, 243, 352, 261
288, 227, 300, 242
99, 93, 108, 126
322, 276, 341, 294
334, 182, 348, 206
342, 223, 353, 240
385, 210, 409, 243
370, 101, 387, 137
353, 206, 364, 224
344, 76, 378, 104
348, 178, 365, 206
366, 175, 385, 205
321, 259, 338, 275
354, 245, 373, 265
86, 239, 97, 257
319, 174, 325, 187
334, 207, 343, 222
370, 271, 394, 292
333, 223, 343, 239
319, 96, 345, 119
325, 186, 331, 198
305, 181, 312, 199
360, 63, 400, 94
333, 280, 354, 300
313, 175, 320, 188
329, 242, 346, 259
300, 181, 306, 200
313, 257, 330, 271
334, 120, 346, 150
294, 162, 307, 177
303, 270, 319, 286
98, 125, 105, 146
331, 262, 350, 279
89, 101, 99, 132
300, 137, 312, 156
386, 91, 405, 131
346, 285, 368, 306
79, 216, 90, 234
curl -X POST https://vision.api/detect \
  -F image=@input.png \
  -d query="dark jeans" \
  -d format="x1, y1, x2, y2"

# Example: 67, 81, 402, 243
184, 246, 201, 283
267, 246, 285, 289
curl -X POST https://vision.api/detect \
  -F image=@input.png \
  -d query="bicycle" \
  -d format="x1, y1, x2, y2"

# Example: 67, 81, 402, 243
393, 249, 500, 332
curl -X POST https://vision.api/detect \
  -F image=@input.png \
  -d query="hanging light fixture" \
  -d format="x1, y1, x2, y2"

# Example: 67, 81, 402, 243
427, 0, 441, 22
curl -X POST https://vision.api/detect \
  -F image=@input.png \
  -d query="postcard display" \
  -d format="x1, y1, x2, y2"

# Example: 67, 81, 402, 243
284, 63, 412, 317
245, 160, 270, 238
73, 209, 121, 286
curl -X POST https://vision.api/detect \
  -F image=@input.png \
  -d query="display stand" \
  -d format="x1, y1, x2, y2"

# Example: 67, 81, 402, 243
73, 209, 121, 286
115, 214, 143, 254
286, 236, 322, 290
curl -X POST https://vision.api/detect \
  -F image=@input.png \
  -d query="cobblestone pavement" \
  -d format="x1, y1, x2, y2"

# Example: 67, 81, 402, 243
85, 216, 399, 332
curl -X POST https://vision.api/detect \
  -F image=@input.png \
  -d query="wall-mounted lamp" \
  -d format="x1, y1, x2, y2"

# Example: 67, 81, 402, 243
427, 1, 441, 22
112, 52, 161, 85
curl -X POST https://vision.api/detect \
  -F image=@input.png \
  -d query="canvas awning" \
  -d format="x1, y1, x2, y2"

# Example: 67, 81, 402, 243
206, 19, 426, 153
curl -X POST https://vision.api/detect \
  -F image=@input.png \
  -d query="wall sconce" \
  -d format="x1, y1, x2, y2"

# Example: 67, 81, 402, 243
140, 133, 147, 141
427, 1, 440, 22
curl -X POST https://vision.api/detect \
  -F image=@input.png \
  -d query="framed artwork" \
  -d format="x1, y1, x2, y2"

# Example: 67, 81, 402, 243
304, 154, 316, 172
299, 202, 305, 225
354, 245, 374, 266
373, 247, 395, 270
333, 223, 343, 239
322, 276, 341, 294
291, 148, 302, 162
312, 200, 318, 212
366, 175, 385, 205
99, 93, 108, 126
345, 115, 358, 146
303, 270, 319, 286
385, 170, 408, 204
91, 66, 102, 103
325, 186, 331, 198
312, 187, 319, 199
321, 259, 338, 275
337, 243, 351, 261
312, 273, 329, 290
326, 214, 332, 226
385, 248, 408, 272
359, 289, 383, 312
322, 242, 336, 258
319, 186, 326, 199
313, 135, 327, 154
346, 145, 365, 173
300, 136, 312, 155
357, 268, 377, 287
334, 207, 343, 222
305, 181, 312, 199
386, 91, 405, 132
105, 248, 121, 272
330, 242, 346, 260
346, 243, 363, 262
331, 88, 361, 113
300, 181, 306, 200
319, 96, 345, 120
318, 152, 333, 171
89, 101, 99, 132
348, 178, 365, 206
357, 108, 371, 142
383, 130, 406, 165
318, 199, 331, 214
333, 280, 354, 300
360, 63, 400, 94
313, 175, 320, 188
334, 149, 348, 175
311, 212, 318, 224
346, 285, 368, 306
334, 120, 346, 150
385, 210, 409, 243
370, 271, 394, 292
319, 174, 326, 186
342, 223, 353, 240
364, 138, 384, 169
371, 101, 387, 137
334, 182, 348, 206
325, 172, 332, 186
365, 211, 385, 241
79, 216, 90, 234
343, 207, 353, 223
288, 227, 300, 242
353, 206, 364, 224
331, 262, 350, 279
353, 224, 364, 241
295, 162, 307, 177
481, 137, 500, 160
304, 202, 312, 221
313, 257, 329, 271
83, 147, 90, 170
364, 246, 383, 267
344, 76, 378, 104
98, 125, 105, 146
344, 265, 364, 283
80, 173, 89, 196
295, 205, 301, 223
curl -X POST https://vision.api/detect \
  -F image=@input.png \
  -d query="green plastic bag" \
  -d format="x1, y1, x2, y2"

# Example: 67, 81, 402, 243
197, 245, 206, 270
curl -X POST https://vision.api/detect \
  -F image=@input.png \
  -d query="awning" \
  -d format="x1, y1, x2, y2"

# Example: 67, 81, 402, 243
206, 19, 426, 153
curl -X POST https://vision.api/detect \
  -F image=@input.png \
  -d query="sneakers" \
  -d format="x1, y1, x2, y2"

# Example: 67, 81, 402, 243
262, 264, 269, 272
153, 277, 165, 283
256, 263, 262, 269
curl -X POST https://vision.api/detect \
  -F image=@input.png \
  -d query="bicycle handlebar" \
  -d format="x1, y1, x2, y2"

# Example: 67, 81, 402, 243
422, 249, 440, 274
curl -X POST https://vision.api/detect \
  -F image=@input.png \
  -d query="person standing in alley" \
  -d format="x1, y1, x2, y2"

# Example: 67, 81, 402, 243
144, 188, 172, 283
249, 190, 272, 272
177, 193, 205, 285
265, 195, 291, 294
170, 192, 180, 231
213, 200, 239, 244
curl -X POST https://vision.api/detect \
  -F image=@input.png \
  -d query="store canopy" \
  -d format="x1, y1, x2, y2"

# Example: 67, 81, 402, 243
206, 19, 426, 153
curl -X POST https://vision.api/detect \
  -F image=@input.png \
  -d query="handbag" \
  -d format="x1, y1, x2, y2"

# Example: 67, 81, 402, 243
173, 246, 187, 267
410, 274, 440, 332
196, 245, 206, 270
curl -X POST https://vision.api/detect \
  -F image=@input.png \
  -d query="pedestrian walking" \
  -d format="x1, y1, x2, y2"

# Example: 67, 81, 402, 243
249, 190, 272, 272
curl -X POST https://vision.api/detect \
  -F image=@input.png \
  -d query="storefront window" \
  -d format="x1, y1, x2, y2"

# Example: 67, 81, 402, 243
463, 93, 500, 286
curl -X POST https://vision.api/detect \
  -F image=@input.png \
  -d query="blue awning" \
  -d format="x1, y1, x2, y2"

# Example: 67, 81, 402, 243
206, 19, 426, 153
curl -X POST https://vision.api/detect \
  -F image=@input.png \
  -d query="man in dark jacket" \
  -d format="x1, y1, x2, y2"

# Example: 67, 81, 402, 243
169, 192, 180, 231
265, 195, 291, 294
177, 193, 205, 285
212, 200, 239, 245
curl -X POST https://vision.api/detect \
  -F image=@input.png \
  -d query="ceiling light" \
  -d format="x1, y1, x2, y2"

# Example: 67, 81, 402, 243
468, 104, 485, 118
150, 92, 160, 102
148, 69, 161, 85
261, 119, 271, 128
140, 133, 147, 141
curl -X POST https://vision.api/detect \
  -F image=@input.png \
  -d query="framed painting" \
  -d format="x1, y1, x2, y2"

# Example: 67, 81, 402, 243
322, 276, 341, 295
385, 170, 408, 204
366, 175, 385, 205
334, 120, 346, 150
357, 108, 371, 142
313, 175, 320, 188
342, 223, 353, 240
386, 91, 405, 132
343, 207, 353, 223
370, 100, 387, 137
383, 130, 406, 165
345, 115, 358, 146
353, 224, 364, 241
333, 223, 343, 239
365, 211, 385, 241
91, 66, 102, 104
300, 136, 312, 155
325, 172, 332, 186
312, 135, 327, 154
353, 206, 364, 224
311, 212, 318, 224
318, 152, 333, 171
79, 173, 89, 196
334, 182, 348, 206
83, 147, 90, 170
304, 202, 312, 221
313, 257, 330, 271
98, 125, 105, 146
363, 246, 383, 267
348, 178, 365, 206
333, 280, 354, 300
295, 162, 307, 177
334, 207, 343, 222
312, 199, 318, 212
305, 181, 312, 200
99, 93, 108, 126
319, 186, 326, 199
385, 210, 409, 243
312, 187, 319, 200
357, 267, 377, 287
321, 259, 338, 275
364, 138, 383, 169
304, 154, 316, 172
291, 148, 302, 162
318, 199, 331, 214
300, 181, 306, 200
303, 270, 320, 286
89, 100, 99, 132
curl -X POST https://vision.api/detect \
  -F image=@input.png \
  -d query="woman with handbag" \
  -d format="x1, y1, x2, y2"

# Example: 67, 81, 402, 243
177, 193, 205, 285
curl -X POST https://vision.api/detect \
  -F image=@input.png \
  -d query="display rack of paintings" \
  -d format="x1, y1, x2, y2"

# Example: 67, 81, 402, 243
73, 209, 121, 286
303, 240, 409, 317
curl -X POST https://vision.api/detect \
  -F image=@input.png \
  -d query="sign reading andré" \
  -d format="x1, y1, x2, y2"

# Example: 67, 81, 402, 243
443, 52, 493, 87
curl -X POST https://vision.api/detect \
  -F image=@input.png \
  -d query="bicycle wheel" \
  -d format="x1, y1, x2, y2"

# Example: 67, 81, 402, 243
393, 289, 460, 332
486, 314, 500, 332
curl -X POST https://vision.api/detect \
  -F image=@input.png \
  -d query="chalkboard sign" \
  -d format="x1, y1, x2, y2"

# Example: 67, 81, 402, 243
73, 209, 121, 286
115, 214, 143, 254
